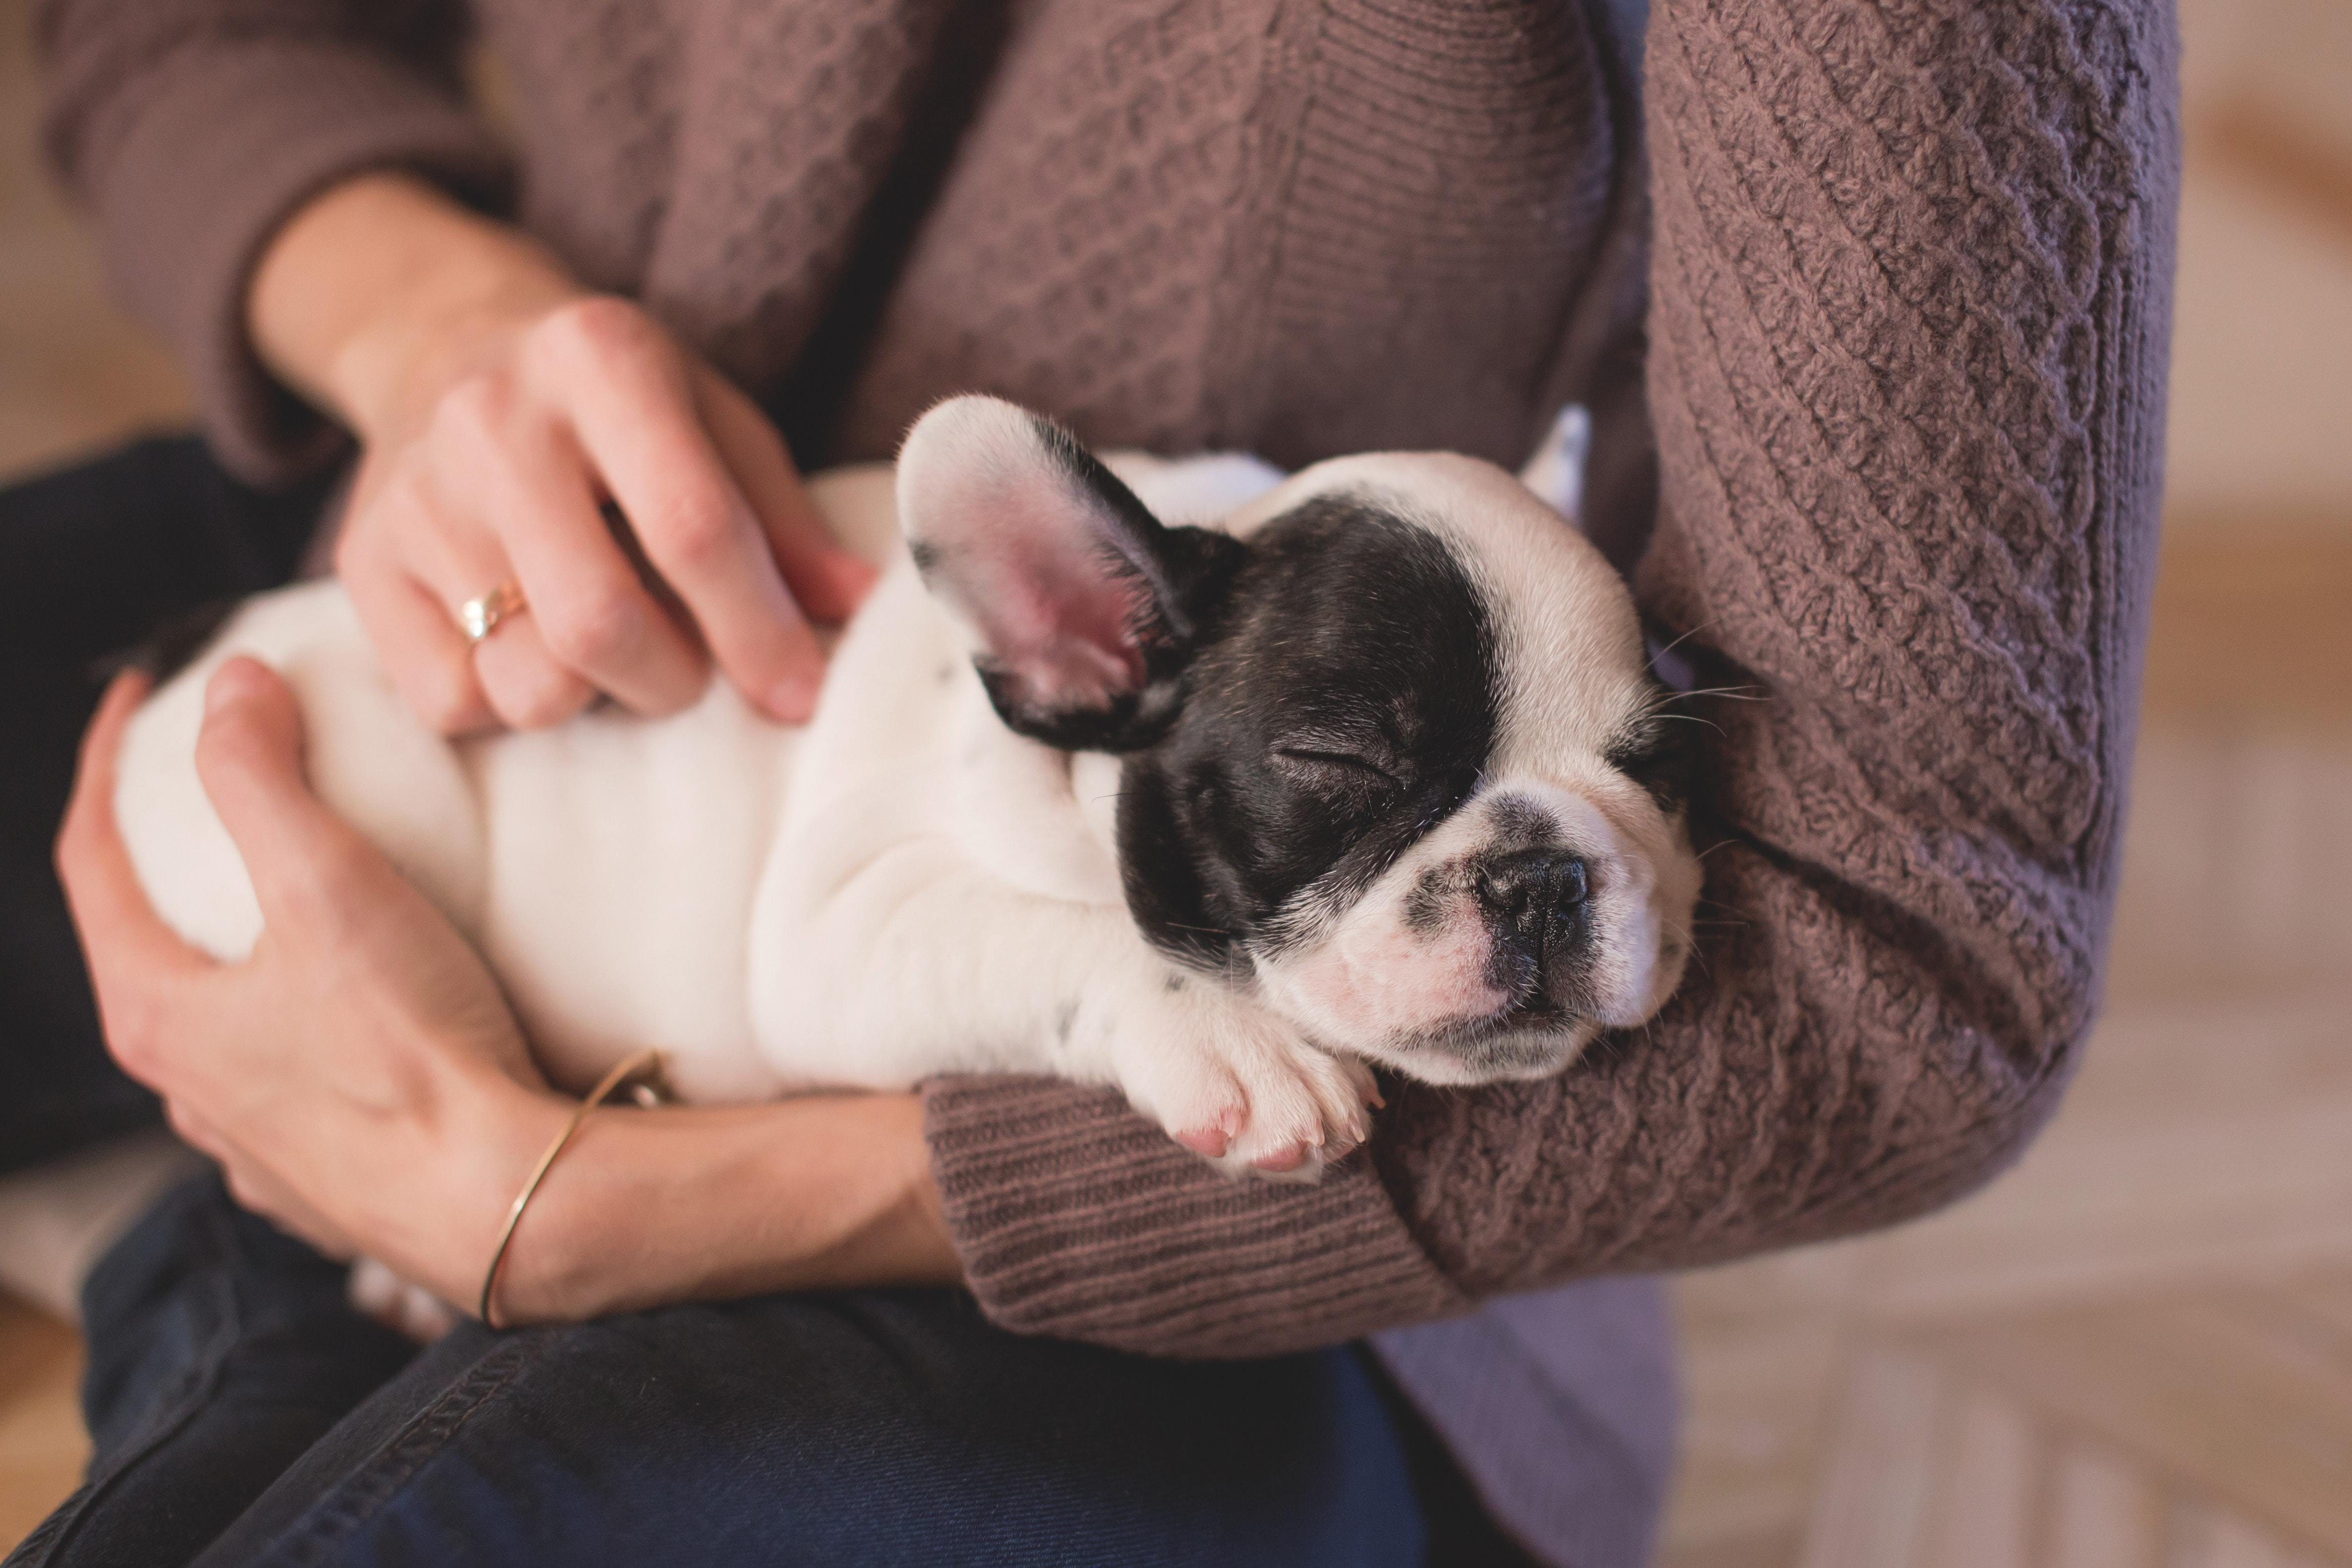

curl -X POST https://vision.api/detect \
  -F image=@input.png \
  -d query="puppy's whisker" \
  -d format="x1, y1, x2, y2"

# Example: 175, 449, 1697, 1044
1667, 918, 1713, 981
1646, 617, 1722, 669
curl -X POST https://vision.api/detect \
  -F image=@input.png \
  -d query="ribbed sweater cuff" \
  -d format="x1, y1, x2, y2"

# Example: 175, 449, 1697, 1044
78, 38, 511, 485
923, 1076, 1468, 1358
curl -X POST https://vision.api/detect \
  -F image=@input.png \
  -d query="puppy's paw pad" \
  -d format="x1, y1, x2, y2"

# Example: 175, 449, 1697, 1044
1212, 1134, 1329, 1184
1118, 1049, 1245, 1162
1174, 1124, 1234, 1158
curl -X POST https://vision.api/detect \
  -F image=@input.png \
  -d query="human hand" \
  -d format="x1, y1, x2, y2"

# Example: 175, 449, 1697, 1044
56, 661, 569, 1305
59, 661, 959, 1321
255, 174, 875, 735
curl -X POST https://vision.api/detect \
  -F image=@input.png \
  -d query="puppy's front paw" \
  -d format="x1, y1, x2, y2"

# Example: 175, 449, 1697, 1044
1110, 982, 1380, 1183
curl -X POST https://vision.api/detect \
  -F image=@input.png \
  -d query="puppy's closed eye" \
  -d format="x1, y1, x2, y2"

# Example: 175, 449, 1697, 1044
1271, 744, 1402, 796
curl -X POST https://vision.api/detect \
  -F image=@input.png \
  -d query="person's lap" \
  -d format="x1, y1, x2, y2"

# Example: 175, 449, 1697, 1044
0, 441, 1480, 1568
12, 1174, 1426, 1568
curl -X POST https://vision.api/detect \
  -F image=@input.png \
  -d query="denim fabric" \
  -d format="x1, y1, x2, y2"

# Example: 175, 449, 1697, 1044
0, 436, 329, 1174
7, 1175, 1444, 1568
5, 1177, 417, 1568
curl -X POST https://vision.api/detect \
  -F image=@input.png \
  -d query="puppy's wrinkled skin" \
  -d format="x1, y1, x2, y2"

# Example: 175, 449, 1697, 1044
116, 397, 1700, 1182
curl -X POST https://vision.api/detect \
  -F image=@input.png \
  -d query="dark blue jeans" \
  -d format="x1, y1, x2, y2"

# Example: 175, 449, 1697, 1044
8, 1176, 1448, 1567
2, 441, 1530, 1566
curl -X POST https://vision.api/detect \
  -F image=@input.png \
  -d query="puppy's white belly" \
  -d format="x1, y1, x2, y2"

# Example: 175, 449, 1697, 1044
469, 685, 795, 1101
115, 583, 799, 1104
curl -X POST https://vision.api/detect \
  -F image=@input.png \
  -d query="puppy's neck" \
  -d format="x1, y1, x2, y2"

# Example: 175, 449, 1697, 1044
1070, 750, 1126, 868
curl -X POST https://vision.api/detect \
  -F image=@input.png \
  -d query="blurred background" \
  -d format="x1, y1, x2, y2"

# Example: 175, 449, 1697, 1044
2, 0, 2347, 1560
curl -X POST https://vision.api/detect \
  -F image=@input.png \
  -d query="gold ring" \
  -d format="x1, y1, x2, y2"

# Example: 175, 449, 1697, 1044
457, 581, 527, 645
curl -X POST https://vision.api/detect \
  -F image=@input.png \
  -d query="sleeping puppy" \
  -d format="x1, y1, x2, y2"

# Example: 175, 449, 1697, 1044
114, 397, 1702, 1195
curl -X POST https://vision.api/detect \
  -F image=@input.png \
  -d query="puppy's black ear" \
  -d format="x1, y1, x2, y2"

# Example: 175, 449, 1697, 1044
896, 396, 1241, 751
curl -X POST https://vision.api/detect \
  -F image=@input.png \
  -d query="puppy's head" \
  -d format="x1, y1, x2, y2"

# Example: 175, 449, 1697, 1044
898, 396, 1702, 1085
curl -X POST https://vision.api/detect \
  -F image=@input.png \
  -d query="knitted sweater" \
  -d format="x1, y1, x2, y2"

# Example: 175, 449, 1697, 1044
42, 0, 2179, 1559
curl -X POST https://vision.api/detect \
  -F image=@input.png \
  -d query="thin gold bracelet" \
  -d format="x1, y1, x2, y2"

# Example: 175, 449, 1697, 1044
478, 1047, 666, 1330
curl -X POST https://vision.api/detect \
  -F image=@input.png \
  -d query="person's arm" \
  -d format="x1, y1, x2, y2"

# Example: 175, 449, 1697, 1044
483, 1095, 960, 1321
906, 0, 2184, 1357
44, 7, 873, 736
38, 0, 503, 482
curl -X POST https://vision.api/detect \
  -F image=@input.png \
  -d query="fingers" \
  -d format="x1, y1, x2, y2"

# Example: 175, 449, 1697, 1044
348, 296, 854, 731
340, 518, 497, 735
192, 659, 406, 933
436, 401, 707, 719
400, 392, 609, 731
695, 366, 877, 625
55, 674, 209, 1014
549, 304, 826, 720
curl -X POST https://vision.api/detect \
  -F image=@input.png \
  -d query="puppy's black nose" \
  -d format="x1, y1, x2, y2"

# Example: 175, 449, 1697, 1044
1473, 849, 1588, 946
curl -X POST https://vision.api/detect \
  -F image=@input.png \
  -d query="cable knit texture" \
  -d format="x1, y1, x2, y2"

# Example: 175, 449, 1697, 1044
42, 0, 2176, 1363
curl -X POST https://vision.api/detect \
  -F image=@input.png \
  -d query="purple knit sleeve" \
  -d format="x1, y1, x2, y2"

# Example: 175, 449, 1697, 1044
925, 1079, 1468, 1357
39, 0, 510, 483
925, 0, 2180, 1358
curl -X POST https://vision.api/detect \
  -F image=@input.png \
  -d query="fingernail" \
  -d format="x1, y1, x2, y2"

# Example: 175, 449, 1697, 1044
767, 670, 822, 722
205, 660, 262, 715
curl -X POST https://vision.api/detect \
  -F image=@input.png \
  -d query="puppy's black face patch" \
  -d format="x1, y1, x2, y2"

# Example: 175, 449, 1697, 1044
1117, 497, 1500, 966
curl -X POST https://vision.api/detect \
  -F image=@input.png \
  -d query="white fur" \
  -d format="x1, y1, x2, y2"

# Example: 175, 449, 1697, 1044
115, 401, 1691, 1216
116, 447, 1374, 1171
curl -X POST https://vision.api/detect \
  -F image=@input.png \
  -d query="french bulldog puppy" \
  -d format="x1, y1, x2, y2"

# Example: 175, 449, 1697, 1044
114, 397, 1702, 1191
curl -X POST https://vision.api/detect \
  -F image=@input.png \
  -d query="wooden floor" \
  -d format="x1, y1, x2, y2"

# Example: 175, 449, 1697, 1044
3, 0, 2350, 1558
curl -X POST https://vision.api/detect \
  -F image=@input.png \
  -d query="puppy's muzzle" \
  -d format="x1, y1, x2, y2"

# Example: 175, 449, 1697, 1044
1474, 847, 1590, 1008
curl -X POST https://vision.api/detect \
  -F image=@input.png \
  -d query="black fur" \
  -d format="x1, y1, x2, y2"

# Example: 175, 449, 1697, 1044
1116, 495, 1501, 967
95, 598, 242, 686
933, 428, 1677, 1049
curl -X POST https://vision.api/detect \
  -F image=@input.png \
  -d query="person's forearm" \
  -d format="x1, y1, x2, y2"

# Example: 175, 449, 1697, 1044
248, 171, 582, 442
482, 1087, 962, 1324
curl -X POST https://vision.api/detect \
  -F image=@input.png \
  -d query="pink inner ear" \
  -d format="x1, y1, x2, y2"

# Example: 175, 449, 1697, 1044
945, 483, 1156, 713
984, 547, 1150, 712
